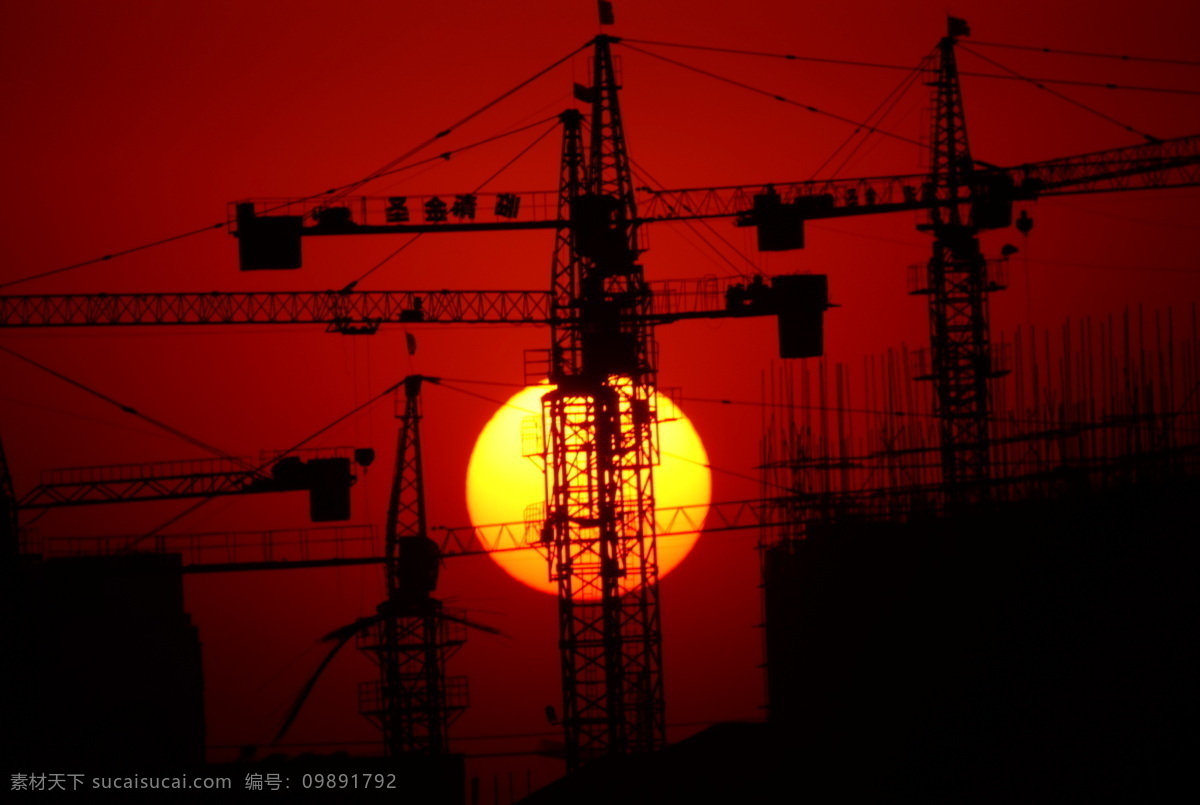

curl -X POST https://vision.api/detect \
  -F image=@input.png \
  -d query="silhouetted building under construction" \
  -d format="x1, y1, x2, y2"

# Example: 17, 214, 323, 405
6, 553, 205, 769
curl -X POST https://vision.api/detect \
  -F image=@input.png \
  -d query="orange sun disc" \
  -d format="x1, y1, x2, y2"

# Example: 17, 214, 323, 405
466, 384, 711, 596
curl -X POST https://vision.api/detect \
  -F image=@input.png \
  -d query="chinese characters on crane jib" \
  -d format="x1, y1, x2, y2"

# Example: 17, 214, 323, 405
383, 193, 521, 225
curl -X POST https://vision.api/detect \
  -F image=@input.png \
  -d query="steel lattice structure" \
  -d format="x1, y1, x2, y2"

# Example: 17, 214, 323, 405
357, 376, 467, 756
357, 609, 467, 755
0, 278, 790, 331
17, 450, 353, 510
540, 37, 665, 767
916, 18, 1003, 501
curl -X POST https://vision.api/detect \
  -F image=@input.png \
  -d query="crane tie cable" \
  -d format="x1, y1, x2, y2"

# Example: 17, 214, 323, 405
122, 374, 411, 552
0, 344, 244, 465
322, 40, 590, 206
619, 42, 925, 149
0, 116, 563, 292
813, 50, 933, 180
969, 39, 1200, 67
345, 117, 562, 289
958, 44, 1160, 143
621, 36, 928, 70
624, 143, 760, 279
619, 38, 1200, 94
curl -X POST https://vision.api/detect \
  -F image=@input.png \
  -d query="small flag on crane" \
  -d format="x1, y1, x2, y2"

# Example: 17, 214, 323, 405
599, 1, 615, 25
948, 17, 970, 38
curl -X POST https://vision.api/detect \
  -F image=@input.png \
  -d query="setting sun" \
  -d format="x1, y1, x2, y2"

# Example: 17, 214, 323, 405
466, 385, 711, 595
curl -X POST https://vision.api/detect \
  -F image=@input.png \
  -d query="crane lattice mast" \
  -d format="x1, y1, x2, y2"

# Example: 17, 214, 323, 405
916, 17, 1006, 502
358, 375, 466, 756
540, 35, 665, 768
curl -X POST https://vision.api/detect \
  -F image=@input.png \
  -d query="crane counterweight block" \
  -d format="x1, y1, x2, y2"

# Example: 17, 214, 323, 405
720, 274, 830, 359
223, 455, 356, 522
569, 194, 629, 261
773, 274, 829, 359
235, 203, 304, 271
738, 191, 837, 252
240, 455, 355, 520
969, 173, 1016, 230
747, 189, 802, 251
395, 536, 442, 601
301, 457, 354, 522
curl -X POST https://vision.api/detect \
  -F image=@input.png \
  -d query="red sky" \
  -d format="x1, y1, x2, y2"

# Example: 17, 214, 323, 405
3, 0, 1198, 793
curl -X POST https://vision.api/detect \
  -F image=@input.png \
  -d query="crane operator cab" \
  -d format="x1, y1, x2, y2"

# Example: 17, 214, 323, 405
395, 535, 442, 603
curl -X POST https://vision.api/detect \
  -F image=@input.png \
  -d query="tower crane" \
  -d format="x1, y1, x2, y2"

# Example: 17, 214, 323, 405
3, 19, 1198, 773
270, 375, 497, 762
7, 371, 496, 765
359, 374, 478, 757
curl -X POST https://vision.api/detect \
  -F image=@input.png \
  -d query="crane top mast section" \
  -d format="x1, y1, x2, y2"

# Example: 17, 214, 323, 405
929, 17, 974, 233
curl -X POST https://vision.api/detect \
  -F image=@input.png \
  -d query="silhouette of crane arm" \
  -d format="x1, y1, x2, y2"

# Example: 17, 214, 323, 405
0, 289, 548, 330
1004, 134, 1200, 197
641, 133, 1200, 232
18, 450, 358, 523
27, 489, 926, 571
226, 135, 1196, 272
0, 275, 819, 331
432, 496, 841, 556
